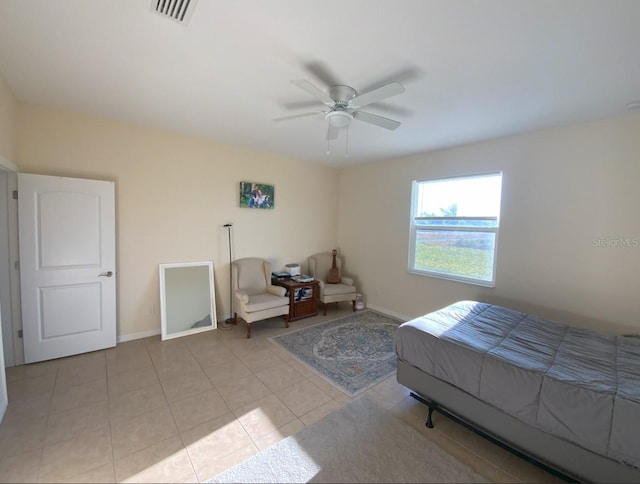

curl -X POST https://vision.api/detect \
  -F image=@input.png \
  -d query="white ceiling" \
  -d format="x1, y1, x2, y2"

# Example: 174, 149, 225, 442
1, 0, 639, 166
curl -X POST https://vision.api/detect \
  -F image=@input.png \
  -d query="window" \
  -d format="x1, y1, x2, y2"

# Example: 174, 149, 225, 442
409, 172, 503, 286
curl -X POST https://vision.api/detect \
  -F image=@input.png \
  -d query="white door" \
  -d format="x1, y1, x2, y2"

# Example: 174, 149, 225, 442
18, 174, 116, 364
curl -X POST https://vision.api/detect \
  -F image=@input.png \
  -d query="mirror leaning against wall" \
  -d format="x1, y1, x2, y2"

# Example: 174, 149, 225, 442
159, 261, 217, 341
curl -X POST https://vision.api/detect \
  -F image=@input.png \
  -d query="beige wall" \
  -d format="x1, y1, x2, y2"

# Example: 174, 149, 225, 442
0, 74, 17, 162
338, 114, 640, 334
16, 103, 340, 339
13, 101, 640, 339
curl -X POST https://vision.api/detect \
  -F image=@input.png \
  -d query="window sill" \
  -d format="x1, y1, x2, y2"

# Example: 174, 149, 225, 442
408, 268, 496, 288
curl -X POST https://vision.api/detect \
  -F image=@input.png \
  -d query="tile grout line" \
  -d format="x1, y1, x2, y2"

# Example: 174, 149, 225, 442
151, 341, 201, 482
36, 363, 59, 484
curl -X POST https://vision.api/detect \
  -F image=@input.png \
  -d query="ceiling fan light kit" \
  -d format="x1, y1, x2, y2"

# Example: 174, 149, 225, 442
326, 110, 353, 128
274, 77, 406, 156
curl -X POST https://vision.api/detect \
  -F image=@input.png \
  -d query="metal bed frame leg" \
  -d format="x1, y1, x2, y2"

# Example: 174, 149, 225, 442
426, 402, 435, 428
408, 390, 578, 482
410, 392, 437, 429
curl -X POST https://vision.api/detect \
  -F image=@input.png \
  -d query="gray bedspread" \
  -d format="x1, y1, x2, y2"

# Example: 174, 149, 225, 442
394, 300, 640, 468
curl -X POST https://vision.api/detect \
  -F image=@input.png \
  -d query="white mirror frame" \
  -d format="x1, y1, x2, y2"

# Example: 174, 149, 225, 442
159, 261, 217, 341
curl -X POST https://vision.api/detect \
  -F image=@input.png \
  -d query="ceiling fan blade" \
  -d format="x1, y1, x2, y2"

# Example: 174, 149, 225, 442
282, 100, 321, 110
273, 111, 324, 122
363, 102, 413, 117
353, 111, 401, 130
326, 124, 339, 140
359, 66, 424, 93
349, 82, 405, 109
290, 80, 335, 106
303, 61, 341, 87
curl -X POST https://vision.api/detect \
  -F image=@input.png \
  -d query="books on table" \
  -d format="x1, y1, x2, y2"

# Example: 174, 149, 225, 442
272, 271, 291, 279
292, 275, 314, 283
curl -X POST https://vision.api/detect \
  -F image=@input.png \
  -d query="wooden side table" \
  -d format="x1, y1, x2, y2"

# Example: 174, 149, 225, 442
271, 278, 319, 322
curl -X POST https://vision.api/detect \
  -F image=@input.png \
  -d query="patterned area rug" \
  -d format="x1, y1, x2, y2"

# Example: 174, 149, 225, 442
269, 310, 403, 396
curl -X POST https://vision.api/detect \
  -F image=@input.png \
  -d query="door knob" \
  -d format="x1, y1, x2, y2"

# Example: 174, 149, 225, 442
99, 271, 113, 277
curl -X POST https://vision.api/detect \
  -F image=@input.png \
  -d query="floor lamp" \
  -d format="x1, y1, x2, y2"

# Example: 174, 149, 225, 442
223, 223, 234, 324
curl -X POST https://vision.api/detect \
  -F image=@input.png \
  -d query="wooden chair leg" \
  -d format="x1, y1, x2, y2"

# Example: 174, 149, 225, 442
323, 302, 328, 315
246, 322, 252, 338
284, 315, 289, 328
352, 299, 356, 311
233, 312, 238, 325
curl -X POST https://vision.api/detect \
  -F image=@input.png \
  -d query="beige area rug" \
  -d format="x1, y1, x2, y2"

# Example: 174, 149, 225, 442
208, 396, 486, 483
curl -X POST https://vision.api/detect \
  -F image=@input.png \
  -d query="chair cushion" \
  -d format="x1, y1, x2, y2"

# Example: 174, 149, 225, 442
322, 283, 356, 297
245, 293, 289, 313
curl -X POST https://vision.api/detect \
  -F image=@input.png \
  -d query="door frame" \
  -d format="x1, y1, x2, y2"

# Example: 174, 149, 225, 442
0, 153, 18, 423
0, 154, 22, 366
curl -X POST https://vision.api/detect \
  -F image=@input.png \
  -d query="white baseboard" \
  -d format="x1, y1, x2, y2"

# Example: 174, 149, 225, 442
117, 328, 161, 344
116, 315, 231, 344
366, 304, 413, 322
113, 308, 412, 345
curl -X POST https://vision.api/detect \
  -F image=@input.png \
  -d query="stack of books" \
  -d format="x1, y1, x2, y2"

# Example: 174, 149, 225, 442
292, 275, 314, 283
272, 271, 291, 279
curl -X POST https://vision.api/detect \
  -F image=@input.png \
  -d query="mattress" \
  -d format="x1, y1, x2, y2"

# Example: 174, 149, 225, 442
393, 300, 640, 468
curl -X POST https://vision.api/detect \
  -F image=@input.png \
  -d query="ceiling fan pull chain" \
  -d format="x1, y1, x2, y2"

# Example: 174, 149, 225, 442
345, 125, 349, 158
326, 127, 330, 155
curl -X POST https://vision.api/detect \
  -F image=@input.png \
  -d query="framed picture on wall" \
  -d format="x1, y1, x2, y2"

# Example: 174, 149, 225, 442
239, 181, 275, 209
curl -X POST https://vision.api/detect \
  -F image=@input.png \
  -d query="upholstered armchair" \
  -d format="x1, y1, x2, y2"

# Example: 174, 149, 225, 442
232, 258, 290, 338
308, 252, 357, 315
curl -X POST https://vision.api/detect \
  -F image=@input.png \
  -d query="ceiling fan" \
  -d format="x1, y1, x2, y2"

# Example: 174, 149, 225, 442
273, 79, 406, 144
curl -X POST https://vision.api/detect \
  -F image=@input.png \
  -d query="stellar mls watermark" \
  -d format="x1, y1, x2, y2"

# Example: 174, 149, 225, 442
592, 236, 639, 248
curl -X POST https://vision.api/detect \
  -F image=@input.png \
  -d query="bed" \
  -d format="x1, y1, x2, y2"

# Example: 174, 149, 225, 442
394, 300, 640, 483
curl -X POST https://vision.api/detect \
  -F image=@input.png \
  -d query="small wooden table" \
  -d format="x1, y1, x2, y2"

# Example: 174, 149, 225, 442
271, 278, 319, 322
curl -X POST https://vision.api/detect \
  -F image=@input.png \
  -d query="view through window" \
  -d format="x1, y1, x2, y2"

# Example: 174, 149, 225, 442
409, 172, 503, 286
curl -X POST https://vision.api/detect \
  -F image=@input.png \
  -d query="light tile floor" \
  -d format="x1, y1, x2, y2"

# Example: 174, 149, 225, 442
1, 307, 563, 483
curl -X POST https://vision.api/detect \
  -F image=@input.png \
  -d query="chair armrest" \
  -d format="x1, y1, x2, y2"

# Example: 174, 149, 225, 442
317, 280, 325, 290
267, 286, 286, 297
341, 276, 354, 286
235, 290, 249, 304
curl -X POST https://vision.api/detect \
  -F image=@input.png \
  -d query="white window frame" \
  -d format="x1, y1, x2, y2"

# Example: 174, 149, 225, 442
408, 172, 502, 287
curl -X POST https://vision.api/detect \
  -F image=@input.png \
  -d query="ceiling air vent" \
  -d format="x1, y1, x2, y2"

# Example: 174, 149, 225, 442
151, 0, 197, 24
